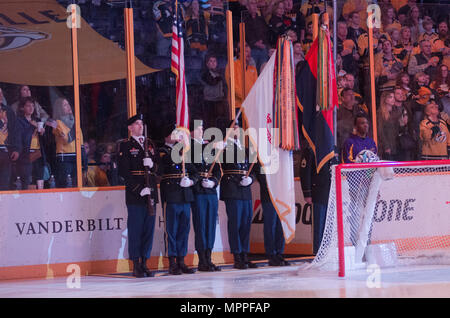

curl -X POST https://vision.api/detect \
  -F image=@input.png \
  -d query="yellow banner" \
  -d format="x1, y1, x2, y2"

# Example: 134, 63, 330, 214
0, 0, 158, 86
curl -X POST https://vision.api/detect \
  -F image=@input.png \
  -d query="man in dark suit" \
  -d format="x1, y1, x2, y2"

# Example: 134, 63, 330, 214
219, 119, 258, 269
158, 123, 198, 275
188, 119, 222, 272
118, 114, 159, 278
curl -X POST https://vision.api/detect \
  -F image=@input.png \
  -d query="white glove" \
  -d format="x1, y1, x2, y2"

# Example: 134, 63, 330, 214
240, 176, 252, 187
143, 157, 153, 168
201, 179, 215, 188
140, 187, 151, 196
180, 176, 194, 188
214, 141, 226, 150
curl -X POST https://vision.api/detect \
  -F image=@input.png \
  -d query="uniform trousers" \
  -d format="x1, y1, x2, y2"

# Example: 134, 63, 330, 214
191, 193, 218, 252
312, 202, 327, 255
164, 203, 191, 257
262, 202, 285, 256
224, 199, 253, 254
127, 204, 156, 260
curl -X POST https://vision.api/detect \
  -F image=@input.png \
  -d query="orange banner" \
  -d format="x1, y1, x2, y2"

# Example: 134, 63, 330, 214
0, 0, 158, 86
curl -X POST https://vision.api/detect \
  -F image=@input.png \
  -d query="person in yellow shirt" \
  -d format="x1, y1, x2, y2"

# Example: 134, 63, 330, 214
86, 151, 111, 187
420, 101, 450, 160
46, 97, 83, 188
225, 42, 258, 112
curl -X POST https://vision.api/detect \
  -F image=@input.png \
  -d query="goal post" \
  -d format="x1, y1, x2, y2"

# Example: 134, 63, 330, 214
307, 160, 450, 277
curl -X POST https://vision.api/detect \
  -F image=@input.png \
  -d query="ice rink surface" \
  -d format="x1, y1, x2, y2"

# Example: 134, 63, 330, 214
0, 261, 449, 298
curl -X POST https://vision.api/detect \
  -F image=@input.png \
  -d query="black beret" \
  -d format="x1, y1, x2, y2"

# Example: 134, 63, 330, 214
127, 113, 144, 126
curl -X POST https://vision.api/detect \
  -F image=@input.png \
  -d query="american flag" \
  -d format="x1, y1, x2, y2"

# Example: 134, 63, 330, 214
171, 5, 189, 130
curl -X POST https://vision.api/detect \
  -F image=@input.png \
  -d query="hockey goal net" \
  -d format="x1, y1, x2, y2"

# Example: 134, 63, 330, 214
306, 160, 450, 277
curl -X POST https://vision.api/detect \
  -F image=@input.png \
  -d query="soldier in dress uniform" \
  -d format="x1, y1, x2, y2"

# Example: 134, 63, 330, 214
117, 114, 159, 278
219, 119, 258, 269
188, 119, 222, 272
299, 143, 336, 255
158, 123, 198, 275
255, 163, 290, 267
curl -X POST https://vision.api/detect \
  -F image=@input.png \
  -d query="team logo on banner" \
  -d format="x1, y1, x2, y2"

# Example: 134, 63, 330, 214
0, 26, 49, 51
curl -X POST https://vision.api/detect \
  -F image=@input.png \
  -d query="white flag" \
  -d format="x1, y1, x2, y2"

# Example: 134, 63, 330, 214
242, 54, 296, 243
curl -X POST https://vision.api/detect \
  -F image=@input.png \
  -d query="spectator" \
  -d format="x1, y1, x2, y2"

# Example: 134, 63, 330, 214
430, 64, 450, 115
300, 0, 332, 20
388, 28, 401, 47
405, 5, 422, 44
419, 101, 450, 160
341, 0, 366, 29
243, 0, 271, 72
153, 0, 175, 56
46, 98, 81, 188
418, 18, 439, 44
225, 42, 258, 111
411, 86, 434, 136
86, 150, 111, 187
381, 4, 402, 35
336, 20, 359, 76
408, 39, 441, 77
185, 0, 209, 59
393, 26, 419, 68
377, 91, 399, 160
375, 39, 404, 92
207, 0, 227, 53
293, 40, 305, 69
0, 87, 20, 190
396, 72, 413, 99
268, 1, 289, 47
337, 88, 365, 153
15, 97, 45, 190
432, 21, 450, 69
347, 11, 366, 49
11, 85, 49, 123
392, 87, 408, 121
341, 113, 378, 163
357, 26, 390, 71
397, 107, 418, 161
397, 0, 418, 26
200, 53, 228, 129
344, 73, 367, 113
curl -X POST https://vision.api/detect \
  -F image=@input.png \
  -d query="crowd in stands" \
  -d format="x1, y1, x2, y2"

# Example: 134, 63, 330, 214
1, 0, 449, 191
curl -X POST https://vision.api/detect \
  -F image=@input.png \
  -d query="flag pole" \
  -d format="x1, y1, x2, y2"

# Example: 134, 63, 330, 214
124, 1, 137, 119
70, 3, 82, 188
368, 11, 378, 147
226, 10, 236, 121
332, 0, 338, 147
312, 13, 319, 41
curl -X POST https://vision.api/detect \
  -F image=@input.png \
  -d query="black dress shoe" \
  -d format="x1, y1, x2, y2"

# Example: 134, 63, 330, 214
178, 263, 196, 274
168, 263, 182, 275
241, 253, 258, 268
276, 255, 291, 266
132, 259, 145, 278
268, 255, 282, 266
177, 257, 196, 274
141, 258, 155, 277
206, 249, 221, 271
168, 257, 182, 275
197, 251, 214, 272
233, 253, 247, 269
